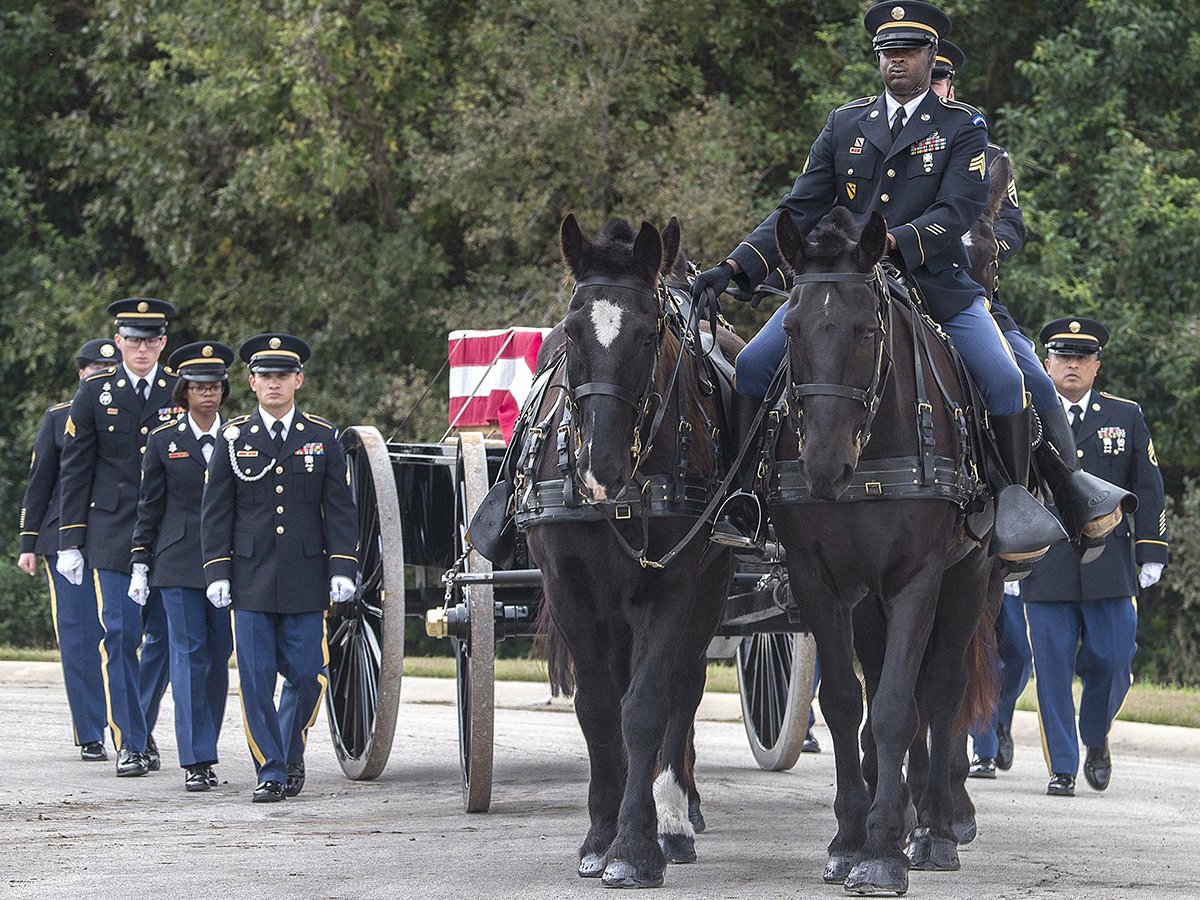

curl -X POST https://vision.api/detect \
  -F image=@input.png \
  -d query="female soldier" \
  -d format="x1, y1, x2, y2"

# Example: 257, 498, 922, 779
130, 342, 236, 791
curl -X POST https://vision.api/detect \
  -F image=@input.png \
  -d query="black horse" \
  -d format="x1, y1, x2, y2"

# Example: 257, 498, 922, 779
525, 215, 737, 888
767, 207, 997, 896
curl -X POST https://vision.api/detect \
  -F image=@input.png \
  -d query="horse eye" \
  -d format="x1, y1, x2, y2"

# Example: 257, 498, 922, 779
859, 327, 877, 342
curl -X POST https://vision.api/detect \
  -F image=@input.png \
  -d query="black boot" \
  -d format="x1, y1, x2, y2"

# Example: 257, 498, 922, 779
1035, 405, 1136, 564
710, 389, 765, 549
989, 408, 1068, 575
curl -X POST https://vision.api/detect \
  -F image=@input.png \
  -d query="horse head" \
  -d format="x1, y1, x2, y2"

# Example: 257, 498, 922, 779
559, 213, 681, 501
963, 152, 1011, 301
777, 208, 888, 501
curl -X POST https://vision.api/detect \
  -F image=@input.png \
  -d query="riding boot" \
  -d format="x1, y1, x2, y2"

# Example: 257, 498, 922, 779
989, 408, 1068, 576
1035, 404, 1137, 564
710, 390, 765, 549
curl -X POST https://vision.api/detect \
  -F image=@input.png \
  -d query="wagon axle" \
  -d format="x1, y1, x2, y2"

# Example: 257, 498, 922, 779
425, 599, 533, 642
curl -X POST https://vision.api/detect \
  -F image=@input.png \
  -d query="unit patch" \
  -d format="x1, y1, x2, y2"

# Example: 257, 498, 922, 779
846, 183, 857, 200
849, 136, 865, 155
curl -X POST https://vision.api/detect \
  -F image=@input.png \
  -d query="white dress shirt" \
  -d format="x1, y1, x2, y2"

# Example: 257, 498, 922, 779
122, 363, 159, 399
1059, 389, 1093, 425
885, 89, 929, 131
189, 413, 221, 464
258, 405, 296, 443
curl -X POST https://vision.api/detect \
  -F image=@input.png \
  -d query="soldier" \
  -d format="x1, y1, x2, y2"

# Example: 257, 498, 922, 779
1023, 317, 1168, 797
201, 334, 358, 802
928, 39, 1034, 779
131, 342, 236, 792
56, 298, 180, 777
17, 339, 121, 761
692, 1, 1131, 571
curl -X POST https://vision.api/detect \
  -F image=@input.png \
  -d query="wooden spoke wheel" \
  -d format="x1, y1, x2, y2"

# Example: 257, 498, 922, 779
325, 426, 406, 780
736, 631, 817, 771
453, 432, 495, 812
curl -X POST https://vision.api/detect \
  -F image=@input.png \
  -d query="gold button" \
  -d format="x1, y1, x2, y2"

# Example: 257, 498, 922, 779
90, 501, 95, 508
140, 446, 146, 454
140, 426, 148, 435
276, 505, 284, 514
275, 466, 284, 475
881, 193, 890, 202
886, 168, 896, 178
275, 485, 284, 494
276, 525, 285, 535
847, 167, 854, 176
1077, 449, 1085, 458
108, 425, 115, 432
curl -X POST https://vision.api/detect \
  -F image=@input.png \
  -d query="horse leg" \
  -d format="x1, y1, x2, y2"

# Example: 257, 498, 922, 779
655, 655, 706, 865
685, 726, 705, 834
845, 569, 943, 897
802, 598, 870, 885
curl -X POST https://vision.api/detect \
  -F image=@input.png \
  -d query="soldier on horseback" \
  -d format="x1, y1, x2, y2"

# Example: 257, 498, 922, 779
692, 0, 1132, 569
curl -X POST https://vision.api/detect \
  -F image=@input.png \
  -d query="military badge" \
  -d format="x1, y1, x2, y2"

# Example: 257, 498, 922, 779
223, 424, 241, 442
168, 441, 178, 452
968, 151, 987, 180
1098, 426, 1127, 455
100, 343, 115, 358
106, 407, 120, 416
236, 446, 260, 457
295, 442, 325, 456
1149, 439, 1158, 467
849, 136, 865, 155
1007, 178, 1019, 208
169, 449, 190, 459
911, 132, 946, 155
846, 183, 857, 200
923, 152, 933, 174
99, 391, 113, 406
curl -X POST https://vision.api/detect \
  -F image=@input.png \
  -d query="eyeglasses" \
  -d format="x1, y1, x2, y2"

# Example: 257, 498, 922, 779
187, 383, 224, 396
121, 336, 165, 349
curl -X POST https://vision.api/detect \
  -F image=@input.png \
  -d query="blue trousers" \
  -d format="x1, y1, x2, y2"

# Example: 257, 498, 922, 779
1003, 329, 1060, 415
970, 591, 1033, 758
1025, 597, 1137, 776
94, 568, 170, 753
44, 557, 107, 745
735, 296, 1026, 415
161, 587, 233, 767
234, 610, 328, 784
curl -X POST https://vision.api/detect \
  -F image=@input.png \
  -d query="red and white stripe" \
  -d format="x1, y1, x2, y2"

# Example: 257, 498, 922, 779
448, 328, 550, 443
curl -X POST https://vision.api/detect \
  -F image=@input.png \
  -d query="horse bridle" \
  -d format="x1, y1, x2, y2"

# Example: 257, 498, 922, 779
789, 267, 894, 452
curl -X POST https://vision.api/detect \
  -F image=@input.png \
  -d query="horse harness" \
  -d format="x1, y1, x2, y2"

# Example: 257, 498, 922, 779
762, 266, 985, 507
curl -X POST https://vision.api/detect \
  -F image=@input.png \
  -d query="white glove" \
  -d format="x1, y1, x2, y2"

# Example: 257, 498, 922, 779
330, 576, 356, 604
1139, 562, 1164, 589
56, 548, 85, 586
128, 563, 150, 607
1003, 580, 1021, 597
207, 579, 232, 608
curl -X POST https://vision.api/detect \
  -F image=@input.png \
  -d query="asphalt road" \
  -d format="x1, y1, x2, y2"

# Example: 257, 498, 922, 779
3, 663, 1199, 899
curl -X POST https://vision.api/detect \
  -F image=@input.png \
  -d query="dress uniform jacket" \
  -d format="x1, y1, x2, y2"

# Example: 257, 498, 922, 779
19, 401, 72, 555
58, 366, 182, 571
728, 90, 990, 322
984, 141, 1026, 334
1023, 391, 1169, 602
201, 408, 358, 614
132, 417, 218, 589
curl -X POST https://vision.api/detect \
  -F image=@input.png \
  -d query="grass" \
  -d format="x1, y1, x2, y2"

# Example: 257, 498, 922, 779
8, 646, 1198, 728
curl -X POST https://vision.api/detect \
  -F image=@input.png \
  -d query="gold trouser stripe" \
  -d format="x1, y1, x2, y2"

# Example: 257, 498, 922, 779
231, 612, 267, 766
988, 314, 1027, 406
93, 569, 121, 751
1022, 601, 1054, 775
300, 618, 331, 749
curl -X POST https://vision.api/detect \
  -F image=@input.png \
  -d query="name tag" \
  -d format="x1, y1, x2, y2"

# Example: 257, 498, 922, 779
106, 408, 120, 416
236, 449, 259, 458
168, 451, 190, 459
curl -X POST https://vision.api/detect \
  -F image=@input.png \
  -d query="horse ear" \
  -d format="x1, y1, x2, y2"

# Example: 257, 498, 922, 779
854, 211, 888, 269
775, 212, 806, 274
560, 214, 592, 279
660, 216, 682, 276
632, 221, 664, 281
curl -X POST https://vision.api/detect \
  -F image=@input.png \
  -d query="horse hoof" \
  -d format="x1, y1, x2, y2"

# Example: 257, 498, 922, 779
952, 818, 977, 845
689, 806, 706, 835
659, 833, 697, 864
579, 853, 606, 878
844, 857, 909, 896
824, 852, 856, 884
601, 859, 664, 889
906, 830, 960, 871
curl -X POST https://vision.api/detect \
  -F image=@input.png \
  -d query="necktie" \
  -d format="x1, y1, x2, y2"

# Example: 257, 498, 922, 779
199, 434, 215, 463
890, 109, 906, 146
1069, 404, 1084, 436
272, 421, 285, 455
135, 378, 148, 402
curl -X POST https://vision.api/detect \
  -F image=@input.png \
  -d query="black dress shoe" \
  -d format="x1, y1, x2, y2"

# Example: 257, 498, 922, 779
204, 766, 219, 788
116, 747, 149, 777
995, 722, 1015, 771
284, 761, 306, 798
1084, 742, 1111, 791
801, 730, 821, 754
145, 734, 161, 772
1047, 773, 1075, 796
80, 741, 108, 762
252, 780, 286, 803
185, 765, 211, 792
968, 756, 998, 779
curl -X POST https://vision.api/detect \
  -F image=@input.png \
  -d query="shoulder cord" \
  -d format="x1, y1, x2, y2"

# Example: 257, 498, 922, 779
227, 436, 277, 483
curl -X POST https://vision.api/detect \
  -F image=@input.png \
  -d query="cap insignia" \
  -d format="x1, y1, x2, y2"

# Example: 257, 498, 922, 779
100, 344, 115, 358
137, 301, 149, 313
1069, 321, 1081, 333
891, 6, 905, 19
202, 345, 214, 357
269, 337, 282, 350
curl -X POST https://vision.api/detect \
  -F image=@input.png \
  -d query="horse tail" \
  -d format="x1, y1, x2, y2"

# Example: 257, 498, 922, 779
955, 567, 1002, 735
533, 590, 576, 697
985, 153, 1012, 221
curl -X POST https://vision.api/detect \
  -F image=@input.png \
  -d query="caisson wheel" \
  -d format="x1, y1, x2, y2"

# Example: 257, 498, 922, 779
736, 631, 817, 771
325, 426, 405, 780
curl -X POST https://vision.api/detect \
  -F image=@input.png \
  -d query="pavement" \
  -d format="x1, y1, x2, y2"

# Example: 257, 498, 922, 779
3, 661, 1199, 899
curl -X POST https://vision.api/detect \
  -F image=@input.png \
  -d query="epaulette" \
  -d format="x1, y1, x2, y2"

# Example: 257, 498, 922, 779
939, 96, 987, 127
836, 95, 877, 112
85, 367, 117, 382
163, 366, 177, 377
224, 414, 251, 427
302, 412, 337, 430
49, 401, 71, 412
150, 418, 181, 436
1099, 391, 1139, 406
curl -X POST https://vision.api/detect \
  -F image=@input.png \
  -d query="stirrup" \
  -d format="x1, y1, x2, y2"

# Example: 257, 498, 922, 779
990, 484, 1066, 564
710, 491, 764, 550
